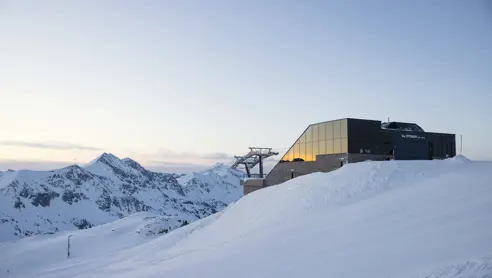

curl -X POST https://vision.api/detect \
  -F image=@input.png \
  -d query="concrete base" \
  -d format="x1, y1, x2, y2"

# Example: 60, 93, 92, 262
263, 153, 349, 187
241, 179, 266, 195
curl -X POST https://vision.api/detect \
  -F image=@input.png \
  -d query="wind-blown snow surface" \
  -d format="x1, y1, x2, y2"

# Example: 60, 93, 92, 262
1, 156, 492, 278
0, 153, 244, 242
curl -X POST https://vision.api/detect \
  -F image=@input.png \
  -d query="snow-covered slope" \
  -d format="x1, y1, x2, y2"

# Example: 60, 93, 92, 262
175, 162, 244, 204
1, 156, 491, 278
0, 153, 244, 242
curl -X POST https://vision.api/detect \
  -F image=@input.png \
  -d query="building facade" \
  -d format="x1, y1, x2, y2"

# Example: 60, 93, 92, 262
242, 118, 456, 195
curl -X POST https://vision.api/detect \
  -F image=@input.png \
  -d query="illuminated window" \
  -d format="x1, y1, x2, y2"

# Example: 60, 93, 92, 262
300, 130, 307, 143
313, 141, 319, 160
319, 140, 327, 154
341, 119, 347, 138
282, 152, 289, 161
293, 142, 299, 159
312, 124, 319, 141
305, 126, 313, 142
306, 142, 313, 161
326, 122, 333, 140
334, 120, 341, 139
334, 138, 342, 153
299, 143, 306, 160
326, 140, 334, 154
341, 138, 348, 153
318, 123, 326, 141
288, 149, 294, 161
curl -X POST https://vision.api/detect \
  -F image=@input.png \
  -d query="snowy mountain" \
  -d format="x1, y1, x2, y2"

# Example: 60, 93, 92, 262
1, 156, 491, 278
0, 153, 244, 242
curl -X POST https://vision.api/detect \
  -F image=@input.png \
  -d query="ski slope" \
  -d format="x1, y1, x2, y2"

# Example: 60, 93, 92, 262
1, 156, 491, 278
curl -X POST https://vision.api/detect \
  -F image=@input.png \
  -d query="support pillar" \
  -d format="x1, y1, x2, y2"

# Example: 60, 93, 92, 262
259, 156, 263, 178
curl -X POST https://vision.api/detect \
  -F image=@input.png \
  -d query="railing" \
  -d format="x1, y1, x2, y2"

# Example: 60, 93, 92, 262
241, 173, 266, 181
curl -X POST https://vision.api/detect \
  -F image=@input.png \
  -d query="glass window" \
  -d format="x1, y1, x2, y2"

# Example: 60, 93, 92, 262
341, 119, 347, 138
341, 138, 348, 153
318, 123, 326, 141
334, 138, 342, 153
306, 142, 313, 161
299, 131, 306, 144
326, 122, 333, 140
313, 141, 319, 160
293, 142, 299, 159
299, 143, 306, 161
326, 140, 334, 154
305, 126, 312, 142
334, 120, 341, 139
282, 151, 289, 161
319, 140, 326, 155
312, 124, 319, 141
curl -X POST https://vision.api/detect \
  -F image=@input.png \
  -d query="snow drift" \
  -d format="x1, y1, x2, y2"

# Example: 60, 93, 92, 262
1, 156, 491, 278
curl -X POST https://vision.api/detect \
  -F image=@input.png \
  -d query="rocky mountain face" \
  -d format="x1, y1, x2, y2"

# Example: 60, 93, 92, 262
0, 153, 244, 242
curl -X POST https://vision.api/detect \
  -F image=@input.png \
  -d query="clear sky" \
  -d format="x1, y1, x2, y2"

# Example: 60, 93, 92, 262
1, 0, 491, 172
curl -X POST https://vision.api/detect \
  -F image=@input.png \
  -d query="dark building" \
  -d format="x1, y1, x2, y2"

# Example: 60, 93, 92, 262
242, 118, 456, 195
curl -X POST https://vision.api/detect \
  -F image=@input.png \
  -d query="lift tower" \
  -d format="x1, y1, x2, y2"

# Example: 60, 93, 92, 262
231, 147, 278, 178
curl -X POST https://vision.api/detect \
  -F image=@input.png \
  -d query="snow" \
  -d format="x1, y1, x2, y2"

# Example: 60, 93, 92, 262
0, 169, 52, 189
1, 156, 491, 278
180, 163, 244, 204
83, 153, 130, 181
0, 153, 243, 242
175, 173, 194, 185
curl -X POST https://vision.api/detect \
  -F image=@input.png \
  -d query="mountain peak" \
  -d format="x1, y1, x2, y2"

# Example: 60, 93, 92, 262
122, 157, 146, 172
86, 152, 122, 167
99, 152, 121, 162
60, 164, 82, 171
201, 162, 245, 178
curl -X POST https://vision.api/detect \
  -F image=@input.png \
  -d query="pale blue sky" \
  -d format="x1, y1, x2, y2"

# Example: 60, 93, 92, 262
1, 0, 491, 172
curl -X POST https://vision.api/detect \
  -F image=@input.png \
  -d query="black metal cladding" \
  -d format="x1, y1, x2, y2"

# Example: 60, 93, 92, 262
346, 118, 455, 159
347, 119, 391, 155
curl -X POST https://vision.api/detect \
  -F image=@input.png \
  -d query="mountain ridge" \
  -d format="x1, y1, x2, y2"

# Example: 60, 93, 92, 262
0, 153, 244, 242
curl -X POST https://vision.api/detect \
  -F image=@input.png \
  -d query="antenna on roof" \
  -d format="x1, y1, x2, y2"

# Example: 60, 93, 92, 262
388, 117, 390, 122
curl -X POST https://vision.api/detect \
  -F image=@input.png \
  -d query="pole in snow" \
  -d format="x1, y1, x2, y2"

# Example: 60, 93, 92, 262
67, 235, 74, 259
460, 134, 463, 155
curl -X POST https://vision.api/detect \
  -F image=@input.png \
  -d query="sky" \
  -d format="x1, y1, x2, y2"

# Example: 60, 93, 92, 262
0, 0, 491, 172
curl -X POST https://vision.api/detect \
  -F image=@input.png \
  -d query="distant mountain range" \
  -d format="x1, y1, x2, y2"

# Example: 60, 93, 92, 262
0, 153, 245, 242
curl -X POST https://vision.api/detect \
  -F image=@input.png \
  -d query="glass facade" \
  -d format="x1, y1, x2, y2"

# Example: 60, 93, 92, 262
281, 119, 348, 162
